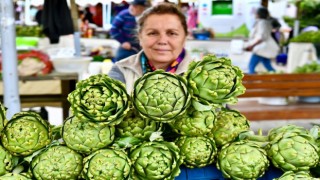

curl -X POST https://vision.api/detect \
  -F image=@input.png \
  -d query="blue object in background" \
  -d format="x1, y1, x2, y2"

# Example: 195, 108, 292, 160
276, 53, 287, 65
193, 31, 211, 40
176, 164, 283, 180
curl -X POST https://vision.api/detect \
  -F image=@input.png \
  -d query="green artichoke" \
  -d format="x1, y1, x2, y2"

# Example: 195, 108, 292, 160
208, 108, 250, 148
169, 106, 216, 136
68, 74, 130, 125
0, 145, 13, 176
217, 141, 269, 180
275, 171, 319, 180
1, 112, 52, 156
129, 141, 183, 180
175, 136, 217, 168
133, 70, 191, 122
268, 124, 310, 142
185, 55, 245, 107
30, 145, 83, 180
115, 109, 161, 140
82, 148, 131, 180
0, 173, 32, 180
0, 102, 7, 132
267, 133, 319, 172
62, 116, 115, 154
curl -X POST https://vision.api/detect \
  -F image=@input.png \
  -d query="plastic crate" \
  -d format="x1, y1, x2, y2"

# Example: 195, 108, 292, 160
176, 164, 283, 180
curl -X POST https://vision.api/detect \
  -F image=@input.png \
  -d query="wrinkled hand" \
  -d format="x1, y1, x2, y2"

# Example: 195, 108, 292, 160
121, 42, 131, 50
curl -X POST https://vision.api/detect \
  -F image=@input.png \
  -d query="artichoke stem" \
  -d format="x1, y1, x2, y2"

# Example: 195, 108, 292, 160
238, 131, 269, 143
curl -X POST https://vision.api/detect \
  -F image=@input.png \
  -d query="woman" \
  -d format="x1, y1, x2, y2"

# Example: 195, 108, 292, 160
108, 3, 194, 93
244, 7, 280, 74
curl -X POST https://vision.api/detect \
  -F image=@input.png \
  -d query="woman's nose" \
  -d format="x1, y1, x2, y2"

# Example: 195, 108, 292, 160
158, 34, 168, 44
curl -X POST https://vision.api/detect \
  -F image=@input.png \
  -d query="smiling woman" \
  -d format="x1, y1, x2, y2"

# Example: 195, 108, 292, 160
107, 3, 194, 93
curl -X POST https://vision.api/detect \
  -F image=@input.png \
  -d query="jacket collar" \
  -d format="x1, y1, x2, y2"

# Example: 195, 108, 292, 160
115, 50, 194, 76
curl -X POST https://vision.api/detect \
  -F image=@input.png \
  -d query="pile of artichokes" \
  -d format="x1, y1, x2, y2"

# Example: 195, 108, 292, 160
0, 54, 319, 179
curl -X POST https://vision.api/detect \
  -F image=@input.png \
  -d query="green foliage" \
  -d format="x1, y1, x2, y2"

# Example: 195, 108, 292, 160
293, 61, 320, 73
290, 31, 320, 43
284, 0, 320, 30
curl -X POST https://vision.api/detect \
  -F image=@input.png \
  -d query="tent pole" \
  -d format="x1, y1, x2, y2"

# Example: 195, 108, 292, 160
0, 0, 21, 118
70, 0, 81, 57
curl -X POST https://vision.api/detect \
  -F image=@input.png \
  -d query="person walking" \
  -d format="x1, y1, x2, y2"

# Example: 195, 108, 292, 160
244, 7, 280, 74
109, 0, 150, 62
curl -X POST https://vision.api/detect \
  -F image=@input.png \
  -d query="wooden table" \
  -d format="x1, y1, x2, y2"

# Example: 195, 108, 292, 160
1, 72, 78, 120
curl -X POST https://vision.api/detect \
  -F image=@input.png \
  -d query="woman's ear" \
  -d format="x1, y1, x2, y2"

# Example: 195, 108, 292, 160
138, 34, 143, 46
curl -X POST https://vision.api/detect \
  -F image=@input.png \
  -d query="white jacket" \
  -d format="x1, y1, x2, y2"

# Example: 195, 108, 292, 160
110, 51, 195, 93
248, 19, 280, 58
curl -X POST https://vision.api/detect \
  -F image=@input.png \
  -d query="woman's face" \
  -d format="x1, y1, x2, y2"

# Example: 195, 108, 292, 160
139, 14, 187, 67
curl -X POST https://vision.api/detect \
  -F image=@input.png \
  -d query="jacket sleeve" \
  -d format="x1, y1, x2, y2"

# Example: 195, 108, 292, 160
108, 65, 126, 83
109, 14, 126, 44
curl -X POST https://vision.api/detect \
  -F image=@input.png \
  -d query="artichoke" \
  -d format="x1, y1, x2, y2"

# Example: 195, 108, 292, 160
267, 132, 319, 172
30, 145, 83, 180
0, 102, 7, 132
82, 148, 131, 180
185, 54, 245, 107
133, 70, 191, 122
129, 141, 183, 180
175, 136, 217, 168
208, 108, 250, 148
0, 173, 32, 180
275, 171, 319, 180
169, 106, 216, 136
217, 141, 269, 180
62, 116, 115, 154
1, 112, 52, 156
116, 109, 161, 140
68, 74, 130, 125
268, 124, 310, 142
0, 145, 13, 176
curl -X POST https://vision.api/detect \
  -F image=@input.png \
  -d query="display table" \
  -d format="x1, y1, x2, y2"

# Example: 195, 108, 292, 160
0, 72, 78, 120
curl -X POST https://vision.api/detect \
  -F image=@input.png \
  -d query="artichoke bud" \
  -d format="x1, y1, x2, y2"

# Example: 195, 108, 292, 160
209, 108, 250, 148
185, 55, 245, 107
0, 145, 13, 176
0, 173, 32, 180
115, 109, 162, 141
274, 171, 316, 180
170, 105, 216, 136
133, 70, 191, 123
30, 145, 83, 180
68, 74, 130, 125
0, 102, 8, 132
62, 116, 115, 154
175, 136, 217, 168
1, 112, 52, 156
129, 141, 183, 180
217, 141, 269, 180
82, 148, 131, 180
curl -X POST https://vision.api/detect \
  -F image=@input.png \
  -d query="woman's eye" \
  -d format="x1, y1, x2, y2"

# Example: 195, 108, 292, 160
147, 32, 157, 36
169, 32, 178, 36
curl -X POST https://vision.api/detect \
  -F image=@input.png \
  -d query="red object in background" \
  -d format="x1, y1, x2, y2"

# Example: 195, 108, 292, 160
17, 50, 53, 75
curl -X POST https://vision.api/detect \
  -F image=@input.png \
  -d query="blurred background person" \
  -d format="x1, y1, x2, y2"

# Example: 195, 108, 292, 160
244, 7, 280, 74
93, 3, 103, 27
35, 5, 43, 25
83, 6, 94, 24
109, 0, 150, 62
